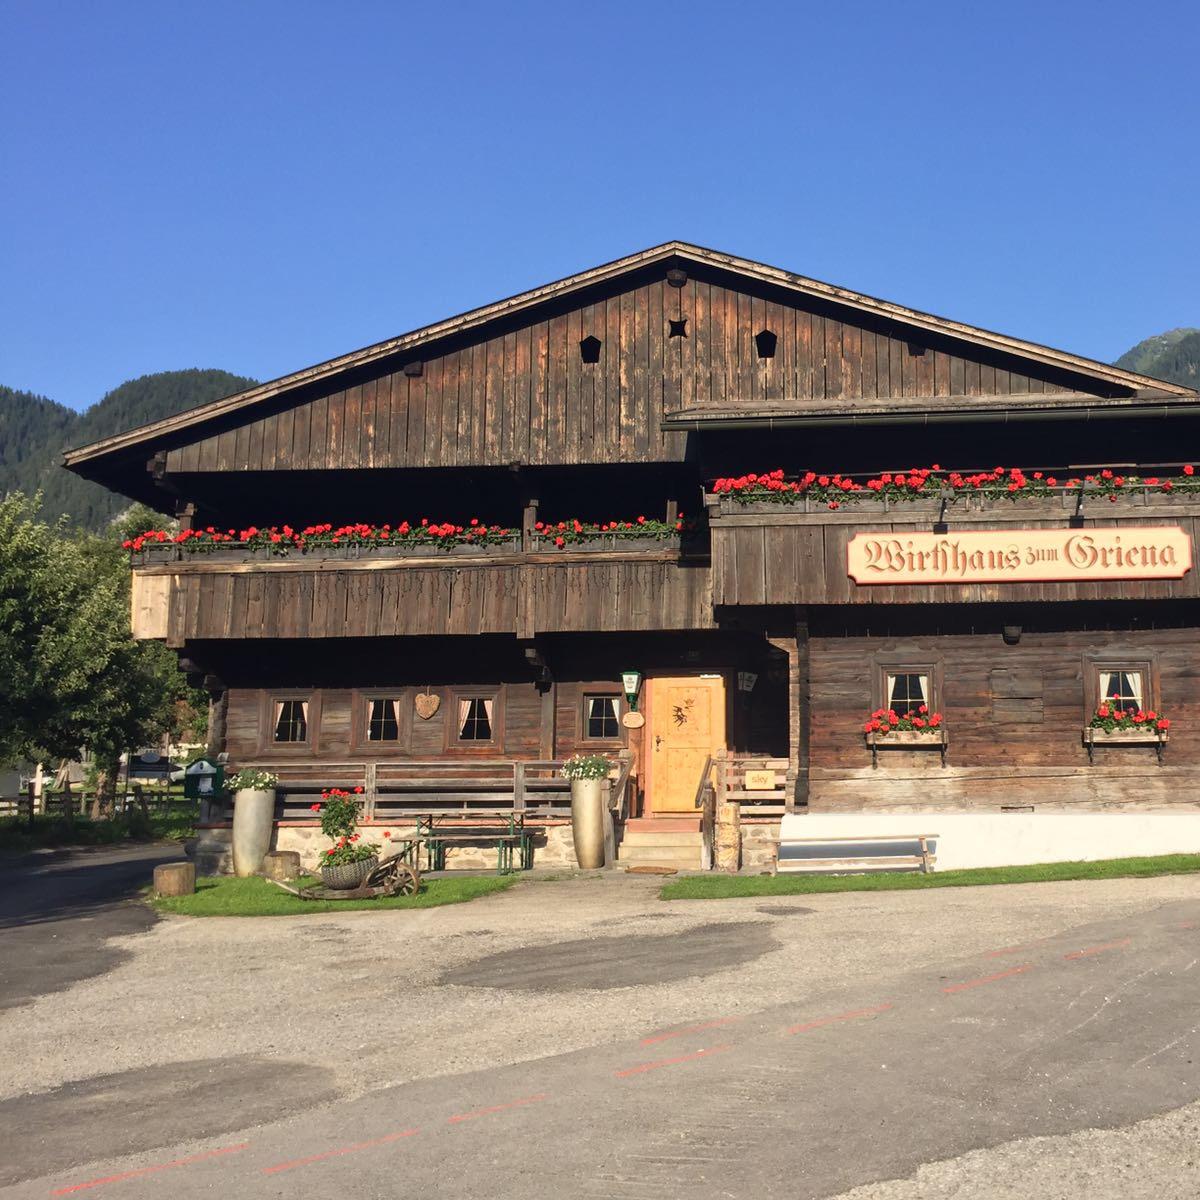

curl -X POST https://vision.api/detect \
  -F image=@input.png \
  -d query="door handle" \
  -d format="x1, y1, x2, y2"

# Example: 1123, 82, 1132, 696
655, 735, 662, 750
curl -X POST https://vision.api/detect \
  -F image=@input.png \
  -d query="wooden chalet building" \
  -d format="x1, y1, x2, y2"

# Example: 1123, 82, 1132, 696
65, 242, 1200, 871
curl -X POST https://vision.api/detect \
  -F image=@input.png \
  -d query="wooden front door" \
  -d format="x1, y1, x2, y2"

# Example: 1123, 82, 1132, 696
646, 675, 726, 813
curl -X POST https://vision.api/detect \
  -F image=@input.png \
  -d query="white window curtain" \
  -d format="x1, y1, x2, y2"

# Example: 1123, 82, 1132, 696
273, 699, 309, 742
1100, 671, 1143, 710
886, 673, 928, 710
458, 697, 494, 740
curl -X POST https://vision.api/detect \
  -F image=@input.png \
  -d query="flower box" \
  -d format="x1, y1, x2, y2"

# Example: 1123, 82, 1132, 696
531, 534, 681, 554
865, 728, 948, 769
131, 537, 522, 565
1083, 726, 1168, 766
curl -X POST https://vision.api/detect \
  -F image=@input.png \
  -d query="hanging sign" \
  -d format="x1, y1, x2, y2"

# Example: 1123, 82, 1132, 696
847, 527, 1192, 586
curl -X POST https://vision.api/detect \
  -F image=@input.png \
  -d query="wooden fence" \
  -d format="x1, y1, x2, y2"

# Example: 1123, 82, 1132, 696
227, 753, 635, 824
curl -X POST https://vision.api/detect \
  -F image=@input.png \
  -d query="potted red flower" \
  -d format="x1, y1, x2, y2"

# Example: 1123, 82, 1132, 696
1084, 697, 1170, 764
862, 705, 947, 767
312, 787, 379, 889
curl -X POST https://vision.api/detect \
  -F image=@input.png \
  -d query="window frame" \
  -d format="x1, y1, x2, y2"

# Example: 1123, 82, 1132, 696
351, 688, 412, 754
871, 654, 943, 720
580, 690, 624, 744
446, 688, 503, 751
259, 690, 320, 754
1083, 652, 1159, 719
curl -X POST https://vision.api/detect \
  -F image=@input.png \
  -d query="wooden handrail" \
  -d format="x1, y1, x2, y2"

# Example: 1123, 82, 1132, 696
610, 750, 634, 820
691, 755, 715, 809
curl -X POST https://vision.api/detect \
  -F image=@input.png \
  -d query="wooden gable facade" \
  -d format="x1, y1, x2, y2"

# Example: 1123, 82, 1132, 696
64, 243, 1200, 866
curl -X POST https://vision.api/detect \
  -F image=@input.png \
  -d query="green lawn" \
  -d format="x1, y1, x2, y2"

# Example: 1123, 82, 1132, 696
152, 873, 518, 916
660, 853, 1200, 900
0, 805, 198, 854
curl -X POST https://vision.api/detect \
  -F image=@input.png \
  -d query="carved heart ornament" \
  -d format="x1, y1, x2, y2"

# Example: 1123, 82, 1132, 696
414, 692, 441, 720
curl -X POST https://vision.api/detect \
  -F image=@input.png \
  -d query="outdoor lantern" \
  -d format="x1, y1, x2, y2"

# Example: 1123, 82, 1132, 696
183, 756, 224, 799
621, 669, 643, 711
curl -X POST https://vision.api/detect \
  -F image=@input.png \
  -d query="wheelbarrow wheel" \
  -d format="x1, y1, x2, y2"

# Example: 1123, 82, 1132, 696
387, 862, 420, 896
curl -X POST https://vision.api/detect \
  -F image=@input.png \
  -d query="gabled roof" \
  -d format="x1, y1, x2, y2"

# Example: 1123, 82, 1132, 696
63, 240, 1196, 468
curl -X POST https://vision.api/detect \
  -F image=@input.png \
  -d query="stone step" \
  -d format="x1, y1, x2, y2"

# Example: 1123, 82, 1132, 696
620, 831, 705, 847
624, 817, 701, 833
618, 844, 704, 867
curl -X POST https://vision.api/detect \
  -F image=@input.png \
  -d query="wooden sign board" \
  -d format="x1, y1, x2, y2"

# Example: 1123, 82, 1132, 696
847, 527, 1192, 586
744, 769, 778, 790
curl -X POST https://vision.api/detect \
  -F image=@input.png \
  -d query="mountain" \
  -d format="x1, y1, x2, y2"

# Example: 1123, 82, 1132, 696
0, 369, 257, 529
1115, 327, 1200, 390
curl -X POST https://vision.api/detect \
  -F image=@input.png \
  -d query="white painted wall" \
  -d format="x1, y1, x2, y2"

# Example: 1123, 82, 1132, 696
779, 811, 1200, 871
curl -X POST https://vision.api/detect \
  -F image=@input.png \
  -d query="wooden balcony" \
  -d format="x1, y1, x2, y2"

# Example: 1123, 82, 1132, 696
706, 488, 1200, 606
131, 536, 715, 642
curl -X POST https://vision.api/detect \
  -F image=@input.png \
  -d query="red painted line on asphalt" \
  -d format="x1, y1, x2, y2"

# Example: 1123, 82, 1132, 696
1064, 937, 1132, 960
984, 944, 1028, 957
615, 1044, 732, 1078
447, 1094, 547, 1123
51, 1143, 249, 1194
641, 1017, 742, 1045
942, 964, 1033, 993
784, 1003, 894, 1036
260, 1129, 419, 1175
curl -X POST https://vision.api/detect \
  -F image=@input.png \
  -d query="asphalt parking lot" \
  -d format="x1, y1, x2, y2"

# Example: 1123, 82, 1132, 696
1, 853, 1197, 1197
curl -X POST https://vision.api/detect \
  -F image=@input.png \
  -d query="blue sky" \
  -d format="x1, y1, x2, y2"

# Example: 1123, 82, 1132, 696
2, 0, 1197, 411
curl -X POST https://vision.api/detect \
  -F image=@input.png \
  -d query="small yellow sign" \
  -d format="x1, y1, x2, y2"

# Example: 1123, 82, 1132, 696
745, 769, 778, 791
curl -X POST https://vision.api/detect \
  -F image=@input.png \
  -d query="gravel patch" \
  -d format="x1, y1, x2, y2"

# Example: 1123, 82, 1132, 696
830, 1098, 1200, 1200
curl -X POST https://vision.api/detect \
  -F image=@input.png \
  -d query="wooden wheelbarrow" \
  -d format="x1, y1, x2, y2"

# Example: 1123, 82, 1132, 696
267, 852, 422, 901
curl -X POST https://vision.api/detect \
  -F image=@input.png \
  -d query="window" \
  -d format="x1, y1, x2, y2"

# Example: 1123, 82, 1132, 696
366, 697, 401, 742
886, 671, 929, 712
1098, 669, 1145, 716
584, 694, 620, 740
457, 696, 495, 742
273, 698, 309, 743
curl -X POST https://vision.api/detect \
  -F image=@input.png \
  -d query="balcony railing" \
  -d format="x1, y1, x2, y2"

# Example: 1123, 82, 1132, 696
200, 753, 635, 825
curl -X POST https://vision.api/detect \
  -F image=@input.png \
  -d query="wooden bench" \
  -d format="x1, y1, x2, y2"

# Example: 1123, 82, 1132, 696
777, 833, 937, 875
418, 813, 532, 874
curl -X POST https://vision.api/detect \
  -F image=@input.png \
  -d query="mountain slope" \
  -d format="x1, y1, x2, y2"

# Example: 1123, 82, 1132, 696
1115, 327, 1200, 389
0, 369, 256, 529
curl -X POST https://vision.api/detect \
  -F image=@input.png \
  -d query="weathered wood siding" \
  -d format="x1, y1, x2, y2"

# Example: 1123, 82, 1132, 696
713, 501, 1200, 606
809, 625, 1200, 811
163, 270, 1088, 475
224, 679, 629, 764
149, 556, 714, 642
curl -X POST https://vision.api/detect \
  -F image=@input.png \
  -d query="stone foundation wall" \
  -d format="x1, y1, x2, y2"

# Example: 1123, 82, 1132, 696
189, 820, 578, 875
741, 820, 781, 871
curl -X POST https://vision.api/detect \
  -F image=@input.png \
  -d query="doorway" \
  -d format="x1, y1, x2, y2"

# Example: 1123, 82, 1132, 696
644, 674, 727, 814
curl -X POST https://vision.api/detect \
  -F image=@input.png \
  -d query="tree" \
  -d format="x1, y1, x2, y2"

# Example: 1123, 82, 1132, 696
0, 493, 194, 806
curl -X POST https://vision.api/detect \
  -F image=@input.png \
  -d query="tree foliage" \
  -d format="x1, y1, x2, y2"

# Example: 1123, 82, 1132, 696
1115, 327, 1200, 389
0, 492, 200, 774
0, 369, 257, 529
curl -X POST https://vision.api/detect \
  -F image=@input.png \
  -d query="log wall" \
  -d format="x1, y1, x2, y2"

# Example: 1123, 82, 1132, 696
808, 623, 1200, 811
